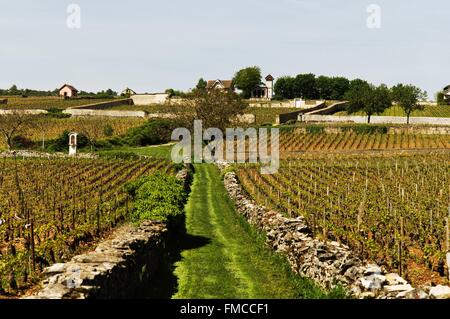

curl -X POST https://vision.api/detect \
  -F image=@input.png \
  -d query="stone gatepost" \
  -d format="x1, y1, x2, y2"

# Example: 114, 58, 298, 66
69, 132, 78, 156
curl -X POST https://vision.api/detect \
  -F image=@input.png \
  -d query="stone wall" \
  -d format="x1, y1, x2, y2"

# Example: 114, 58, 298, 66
72, 99, 133, 110
0, 109, 47, 115
305, 101, 348, 115
27, 221, 168, 299
221, 168, 450, 299
63, 109, 147, 118
27, 167, 191, 299
278, 102, 327, 124
131, 94, 169, 105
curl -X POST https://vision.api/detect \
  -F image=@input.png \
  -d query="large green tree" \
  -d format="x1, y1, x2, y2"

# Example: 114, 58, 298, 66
293, 73, 317, 99
330, 77, 350, 100
274, 76, 295, 99
346, 83, 392, 123
233, 66, 262, 98
391, 84, 426, 124
316, 76, 334, 100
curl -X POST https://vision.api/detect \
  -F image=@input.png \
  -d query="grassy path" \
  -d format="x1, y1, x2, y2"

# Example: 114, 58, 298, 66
172, 164, 329, 299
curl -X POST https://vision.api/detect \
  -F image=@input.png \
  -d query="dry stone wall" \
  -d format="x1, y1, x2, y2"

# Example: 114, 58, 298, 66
26, 168, 190, 299
27, 221, 168, 299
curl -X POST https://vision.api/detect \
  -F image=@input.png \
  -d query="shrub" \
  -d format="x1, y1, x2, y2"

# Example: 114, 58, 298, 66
45, 108, 71, 119
123, 119, 176, 147
306, 125, 325, 134
103, 124, 114, 137
11, 135, 35, 149
353, 125, 388, 134
125, 173, 187, 223
46, 130, 89, 152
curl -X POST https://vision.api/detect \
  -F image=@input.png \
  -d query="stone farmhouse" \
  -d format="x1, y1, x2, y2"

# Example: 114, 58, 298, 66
206, 74, 275, 100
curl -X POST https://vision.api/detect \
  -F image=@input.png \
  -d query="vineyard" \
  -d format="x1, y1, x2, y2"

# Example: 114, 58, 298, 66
0, 117, 145, 149
0, 96, 115, 110
0, 156, 173, 294
335, 105, 450, 118
236, 152, 450, 286
280, 131, 450, 154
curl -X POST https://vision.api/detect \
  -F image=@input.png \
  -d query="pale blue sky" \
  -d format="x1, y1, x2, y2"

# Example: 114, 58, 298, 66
0, 0, 448, 97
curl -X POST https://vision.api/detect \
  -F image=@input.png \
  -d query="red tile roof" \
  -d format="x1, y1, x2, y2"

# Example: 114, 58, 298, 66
59, 84, 78, 92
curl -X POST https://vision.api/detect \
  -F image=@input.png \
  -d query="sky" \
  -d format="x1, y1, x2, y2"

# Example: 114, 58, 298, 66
0, 0, 448, 98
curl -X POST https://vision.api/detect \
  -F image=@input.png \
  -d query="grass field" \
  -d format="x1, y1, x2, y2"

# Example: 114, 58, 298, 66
172, 164, 341, 299
98, 144, 175, 159
0, 96, 115, 110
249, 108, 298, 125
335, 105, 450, 117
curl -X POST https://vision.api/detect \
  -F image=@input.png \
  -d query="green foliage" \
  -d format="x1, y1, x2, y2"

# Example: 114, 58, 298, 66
351, 125, 388, 134
274, 74, 351, 100
45, 108, 71, 119
165, 88, 186, 98
436, 91, 445, 106
46, 130, 89, 152
11, 135, 35, 149
233, 66, 262, 98
196, 78, 207, 91
125, 173, 187, 222
391, 84, 426, 124
346, 83, 392, 122
123, 119, 176, 147
274, 76, 296, 99
294, 73, 317, 99
103, 123, 114, 137
306, 125, 325, 134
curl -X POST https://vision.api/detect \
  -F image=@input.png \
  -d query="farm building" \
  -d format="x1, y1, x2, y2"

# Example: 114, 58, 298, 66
121, 87, 137, 96
206, 79, 234, 92
250, 74, 275, 100
59, 84, 78, 98
443, 85, 450, 104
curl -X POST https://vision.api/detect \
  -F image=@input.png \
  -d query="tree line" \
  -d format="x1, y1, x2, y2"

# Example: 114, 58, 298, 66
0, 85, 118, 98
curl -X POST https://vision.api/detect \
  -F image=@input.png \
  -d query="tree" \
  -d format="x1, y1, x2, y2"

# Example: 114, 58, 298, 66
436, 91, 446, 106
8, 85, 19, 96
233, 66, 262, 98
392, 84, 426, 124
0, 111, 36, 150
316, 76, 334, 100
346, 83, 392, 123
105, 89, 117, 96
196, 78, 207, 91
293, 73, 317, 99
175, 89, 247, 132
330, 77, 350, 100
274, 76, 295, 99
